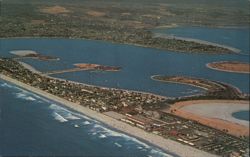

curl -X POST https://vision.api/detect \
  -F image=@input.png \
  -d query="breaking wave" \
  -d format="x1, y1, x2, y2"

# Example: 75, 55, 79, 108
92, 124, 150, 148
16, 92, 36, 101
52, 112, 68, 122
83, 121, 91, 125
49, 104, 81, 121
1, 82, 50, 103
1, 82, 13, 88
150, 149, 174, 157
89, 123, 173, 157
99, 134, 107, 139
114, 142, 122, 148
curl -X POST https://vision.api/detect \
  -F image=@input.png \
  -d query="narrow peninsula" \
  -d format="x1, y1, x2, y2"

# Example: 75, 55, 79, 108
151, 75, 247, 100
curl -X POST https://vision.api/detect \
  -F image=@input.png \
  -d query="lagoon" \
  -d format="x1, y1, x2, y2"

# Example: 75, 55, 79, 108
232, 110, 250, 121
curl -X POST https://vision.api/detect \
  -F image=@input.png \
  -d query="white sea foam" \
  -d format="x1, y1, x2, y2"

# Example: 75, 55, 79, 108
16, 93, 26, 98
52, 112, 68, 122
1, 82, 51, 103
93, 124, 123, 137
74, 124, 80, 128
91, 124, 170, 156
31, 94, 50, 103
16, 92, 36, 101
83, 121, 91, 125
49, 104, 81, 120
50, 104, 98, 122
1, 82, 13, 88
137, 146, 143, 149
92, 124, 150, 149
76, 113, 94, 121
99, 134, 107, 138
65, 114, 81, 120
92, 132, 97, 135
49, 103, 67, 111
149, 149, 174, 157
114, 142, 122, 148
26, 96, 36, 101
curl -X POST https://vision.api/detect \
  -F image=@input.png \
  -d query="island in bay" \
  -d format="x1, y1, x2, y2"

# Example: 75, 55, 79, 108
207, 61, 250, 74
10, 50, 60, 61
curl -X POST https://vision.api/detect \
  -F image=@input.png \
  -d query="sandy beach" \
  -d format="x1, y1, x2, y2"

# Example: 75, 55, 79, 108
0, 74, 217, 157
165, 100, 249, 137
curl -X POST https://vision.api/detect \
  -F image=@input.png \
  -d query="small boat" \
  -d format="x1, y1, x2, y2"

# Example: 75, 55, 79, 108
74, 124, 79, 128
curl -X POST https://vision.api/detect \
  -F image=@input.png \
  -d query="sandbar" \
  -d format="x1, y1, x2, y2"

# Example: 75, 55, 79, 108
10, 50, 38, 56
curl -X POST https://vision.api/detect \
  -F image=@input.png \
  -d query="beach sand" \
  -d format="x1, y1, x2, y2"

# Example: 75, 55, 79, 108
0, 74, 217, 157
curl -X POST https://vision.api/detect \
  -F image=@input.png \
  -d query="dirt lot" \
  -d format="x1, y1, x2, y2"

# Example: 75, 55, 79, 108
40, 5, 70, 15
163, 100, 249, 137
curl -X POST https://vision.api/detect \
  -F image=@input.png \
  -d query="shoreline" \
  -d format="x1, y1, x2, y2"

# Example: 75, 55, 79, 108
206, 62, 250, 74
154, 24, 250, 31
165, 100, 249, 137
151, 75, 209, 91
0, 74, 218, 157
151, 75, 244, 98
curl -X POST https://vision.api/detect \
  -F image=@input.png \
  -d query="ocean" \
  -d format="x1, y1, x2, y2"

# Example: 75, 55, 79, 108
0, 80, 173, 156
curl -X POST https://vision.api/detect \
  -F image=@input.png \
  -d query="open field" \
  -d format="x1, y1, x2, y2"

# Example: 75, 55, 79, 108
164, 100, 249, 137
40, 5, 70, 14
207, 61, 250, 74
